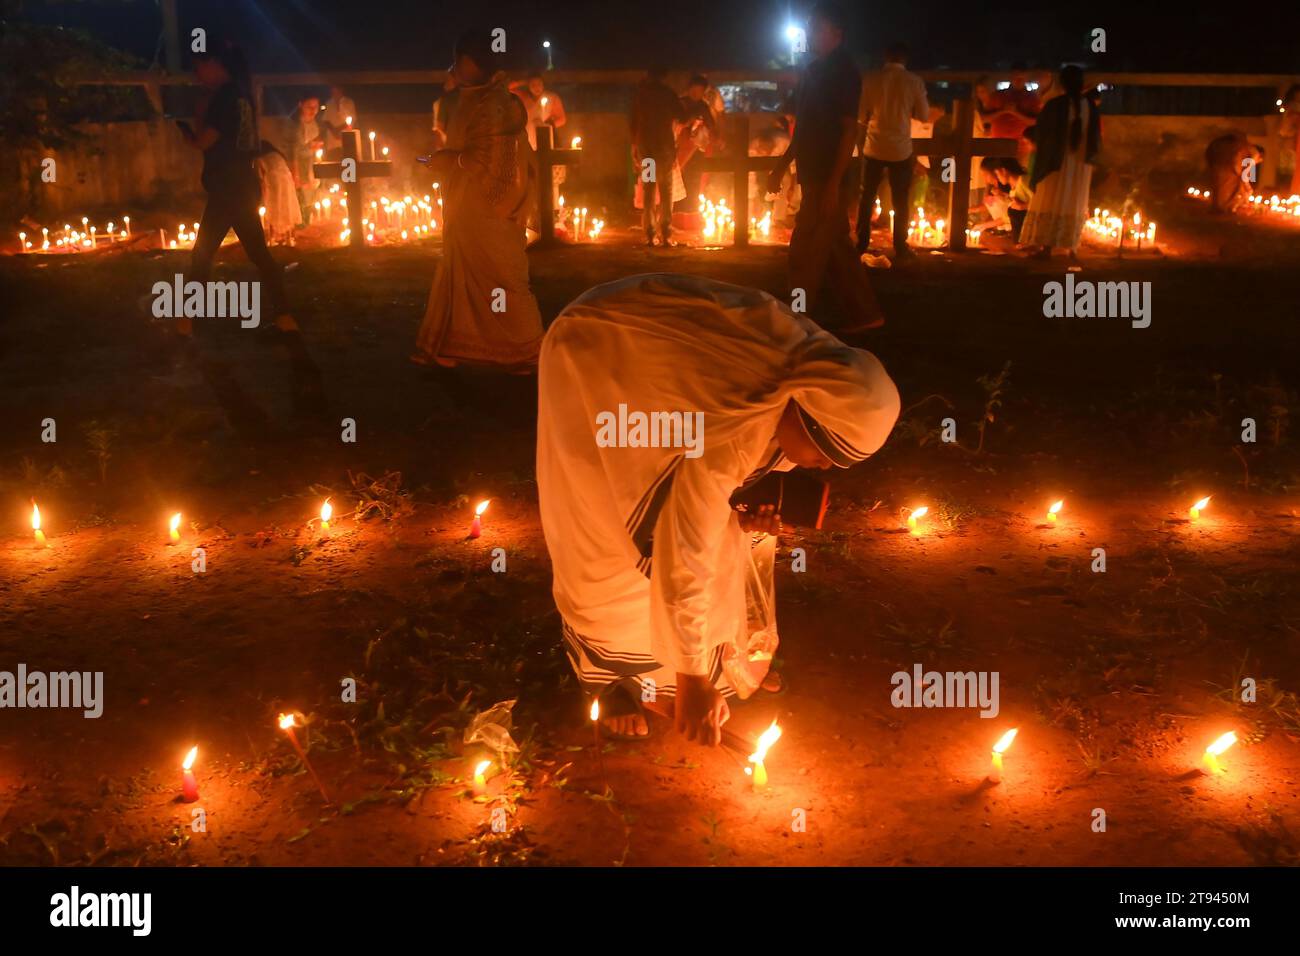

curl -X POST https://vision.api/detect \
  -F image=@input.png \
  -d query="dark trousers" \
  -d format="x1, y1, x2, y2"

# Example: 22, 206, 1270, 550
191, 184, 287, 317
788, 180, 883, 330
641, 150, 675, 240
857, 156, 913, 252
1008, 207, 1027, 242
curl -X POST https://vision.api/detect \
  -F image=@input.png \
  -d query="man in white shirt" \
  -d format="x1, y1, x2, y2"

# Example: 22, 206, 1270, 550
321, 86, 357, 152
856, 43, 929, 259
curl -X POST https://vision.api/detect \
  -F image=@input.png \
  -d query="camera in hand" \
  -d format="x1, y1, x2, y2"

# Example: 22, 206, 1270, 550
730, 469, 830, 530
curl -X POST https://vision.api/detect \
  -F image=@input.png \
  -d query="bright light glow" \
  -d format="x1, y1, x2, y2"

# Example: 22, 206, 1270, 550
278, 713, 296, 730
474, 759, 491, 777
590, 699, 600, 722
749, 719, 783, 764
182, 746, 198, 771
475, 499, 490, 517
1206, 731, 1237, 756
320, 499, 333, 523
993, 728, 1018, 754
31, 502, 41, 531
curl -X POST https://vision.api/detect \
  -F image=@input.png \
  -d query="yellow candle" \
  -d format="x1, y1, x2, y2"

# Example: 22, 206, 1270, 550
472, 759, 491, 796
989, 728, 1018, 783
1202, 731, 1237, 774
169, 512, 182, 544
1189, 496, 1211, 522
906, 505, 929, 533
1046, 499, 1063, 525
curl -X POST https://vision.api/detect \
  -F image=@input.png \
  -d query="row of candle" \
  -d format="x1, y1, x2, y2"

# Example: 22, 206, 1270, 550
698, 195, 736, 242
1186, 187, 1300, 219
1084, 208, 1158, 249
26, 494, 1250, 800
983, 726, 1238, 783
178, 710, 1240, 804
21, 492, 1226, 555
903, 495, 1212, 534
869, 203, 980, 248
557, 196, 599, 240
16, 216, 132, 254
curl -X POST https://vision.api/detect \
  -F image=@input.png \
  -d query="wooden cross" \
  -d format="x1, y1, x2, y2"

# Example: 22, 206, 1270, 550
533, 125, 584, 246
693, 149, 785, 247
312, 129, 393, 250
906, 96, 1019, 251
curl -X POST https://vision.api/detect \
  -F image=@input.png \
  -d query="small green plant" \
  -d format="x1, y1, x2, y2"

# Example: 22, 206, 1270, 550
972, 361, 1012, 454
82, 421, 117, 482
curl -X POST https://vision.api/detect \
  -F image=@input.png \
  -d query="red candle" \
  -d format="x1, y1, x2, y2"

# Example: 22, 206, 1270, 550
468, 499, 490, 539
181, 746, 199, 802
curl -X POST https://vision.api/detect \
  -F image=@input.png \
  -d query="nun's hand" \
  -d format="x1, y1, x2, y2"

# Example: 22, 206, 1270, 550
736, 503, 781, 535
675, 674, 730, 747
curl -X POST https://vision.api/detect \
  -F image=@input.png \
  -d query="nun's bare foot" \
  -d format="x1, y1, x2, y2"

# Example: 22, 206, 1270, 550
603, 712, 649, 738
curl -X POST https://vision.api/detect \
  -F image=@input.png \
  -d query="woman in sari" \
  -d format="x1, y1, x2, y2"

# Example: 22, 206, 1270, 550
1020, 65, 1101, 258
412, 31, 543, 369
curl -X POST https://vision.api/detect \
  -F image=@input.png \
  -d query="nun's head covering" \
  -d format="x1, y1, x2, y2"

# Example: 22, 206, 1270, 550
783, 335, 900, 468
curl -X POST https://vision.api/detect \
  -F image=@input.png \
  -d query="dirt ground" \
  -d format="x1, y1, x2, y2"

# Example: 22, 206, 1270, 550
2, 191, 1299, 866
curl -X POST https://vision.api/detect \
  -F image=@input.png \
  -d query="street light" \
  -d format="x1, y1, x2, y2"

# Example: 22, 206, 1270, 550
784, 24, 806, 66
542, 39, 553, 70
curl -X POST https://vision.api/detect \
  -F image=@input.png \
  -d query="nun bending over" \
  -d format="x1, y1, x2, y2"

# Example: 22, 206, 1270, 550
537, 274, 900, 744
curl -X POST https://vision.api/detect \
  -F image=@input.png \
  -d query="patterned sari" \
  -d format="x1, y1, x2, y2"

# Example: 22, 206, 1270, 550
414, 73, 543, 368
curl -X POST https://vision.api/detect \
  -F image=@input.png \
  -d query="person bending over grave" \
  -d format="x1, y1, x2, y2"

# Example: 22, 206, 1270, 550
1204, 133, 1262, 214
536, 274, 900, 743
181, 43, 297, 336
412, 30, 543, 369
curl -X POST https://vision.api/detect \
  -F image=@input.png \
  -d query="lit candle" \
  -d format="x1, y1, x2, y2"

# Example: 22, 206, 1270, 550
571, 136, 582, 149
181, 746, 199, 802
169, 512, 182, 544
345, 115, 353, 128
319, 499, 332, 535
988, 727, 1018, 783
746, 720, 783, 791
1201, 731, 1237, 775
906, 505, 929, 533
367, 131, 376, 161
1189, 496, 1211, 522
1046, 499, 1063, 525
123, 215, 130, 236
472, 759, 491, 796
468, 499, 490, 539
277, 713, 332, 804
31, 500, 47, 548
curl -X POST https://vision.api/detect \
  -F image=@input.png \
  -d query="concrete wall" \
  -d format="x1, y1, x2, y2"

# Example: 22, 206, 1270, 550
4, 110, 1286, 221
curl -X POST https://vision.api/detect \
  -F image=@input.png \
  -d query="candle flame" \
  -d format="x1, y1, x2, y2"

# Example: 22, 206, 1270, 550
31, 501, 41, 531
590, 699, 600, 722
1048, 500, 1064, 515
320, 499, 333, 523
278, 713, 296, 730
571, 136, 582, 148
749, 719, 783, 764
170, 512, 182, 533
992, 728, 1018, 754
474, 759, 491, 777
910, 506, 929, 521
1205, 731, 1237, 756
475, 499, 490, 517
1192, 496, 1211, 512
182, 745, 198, 771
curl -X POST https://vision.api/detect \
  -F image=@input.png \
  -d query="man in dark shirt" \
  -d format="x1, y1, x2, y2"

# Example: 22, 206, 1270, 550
182, 46, 293, 334
630, 68, 688, 246
767, 2, 884, 331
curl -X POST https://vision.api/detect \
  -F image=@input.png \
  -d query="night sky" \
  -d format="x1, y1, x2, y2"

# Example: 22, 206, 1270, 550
14, 0, 1300, 74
